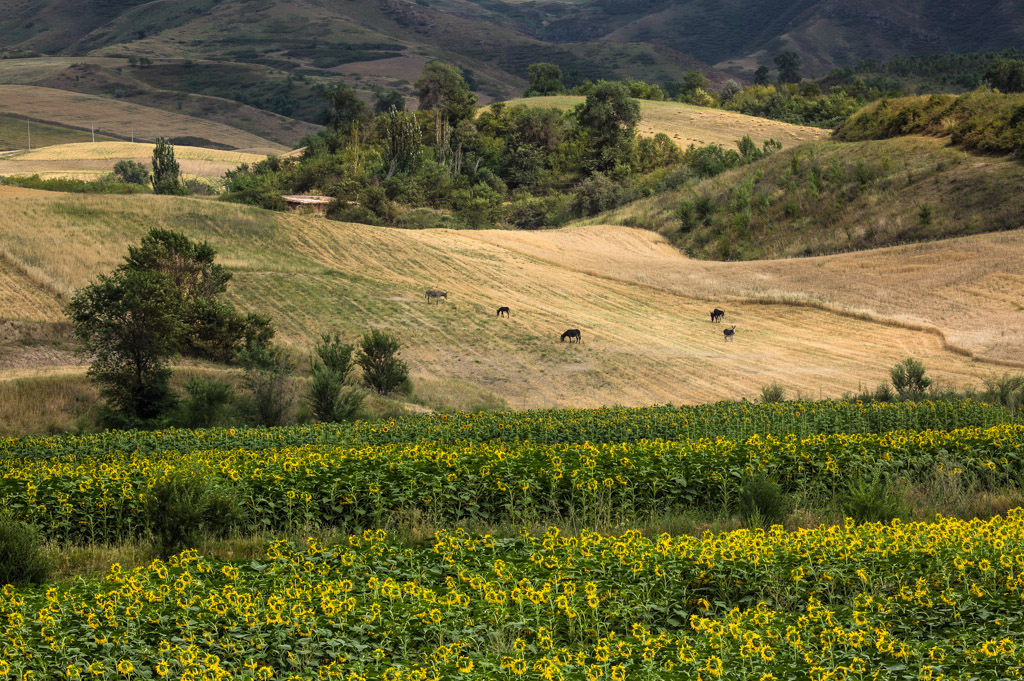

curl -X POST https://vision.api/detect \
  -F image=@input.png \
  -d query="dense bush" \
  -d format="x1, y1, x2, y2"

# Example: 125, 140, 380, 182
0, 511, 50, 585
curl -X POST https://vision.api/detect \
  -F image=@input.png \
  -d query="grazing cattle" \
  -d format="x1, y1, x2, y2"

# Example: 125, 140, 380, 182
425, 290, 448, 304
561, 328, 582, 343
723, 326, 736, 341
711, 308, 725, 323
497, 306, 510, 318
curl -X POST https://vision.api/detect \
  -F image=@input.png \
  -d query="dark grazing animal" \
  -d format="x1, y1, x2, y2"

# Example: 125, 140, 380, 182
711, 308, 725, 323
497, 306, 510, 317
425, 290, 447, 304
723, 326, 736, 341
561, 328, 582, 343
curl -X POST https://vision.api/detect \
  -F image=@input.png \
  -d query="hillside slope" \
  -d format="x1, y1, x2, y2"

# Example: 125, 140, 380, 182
0, 85, 291, 152
506, 97, 829, 149
585, 136, 1024, 260
0, 186, 1015, 409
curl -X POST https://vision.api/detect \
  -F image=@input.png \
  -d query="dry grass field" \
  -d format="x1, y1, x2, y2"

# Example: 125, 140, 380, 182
0, 186, 1016, 410
505, 96, 830, 149
0, 85, 287, 152
0, 141, 273, 182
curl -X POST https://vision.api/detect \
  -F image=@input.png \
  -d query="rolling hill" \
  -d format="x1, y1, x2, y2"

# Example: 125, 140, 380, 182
0, 186, 1017, 415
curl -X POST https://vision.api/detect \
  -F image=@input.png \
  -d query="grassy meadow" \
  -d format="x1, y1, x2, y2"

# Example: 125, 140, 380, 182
0, 186, 1016, 418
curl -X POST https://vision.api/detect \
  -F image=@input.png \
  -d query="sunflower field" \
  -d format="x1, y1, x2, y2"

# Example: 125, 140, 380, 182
1, 399, 1023, 679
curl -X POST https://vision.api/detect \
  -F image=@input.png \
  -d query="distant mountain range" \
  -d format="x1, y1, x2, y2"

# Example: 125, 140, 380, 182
1, 0, 1022, 111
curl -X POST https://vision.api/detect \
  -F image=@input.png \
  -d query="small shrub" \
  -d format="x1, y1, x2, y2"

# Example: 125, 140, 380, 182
843, 477, 907, 524
918, 204, 933, 226
759, 382, 786, 403
239, 347, 293, 426
315, 332, 356, 381
736, 475, 788, 527
890, 357, 932, 400
145, 475, 246, 557
175, 376, 232, 428
981, 373, 1024, 411
0, 512, 50, 585
112, 159, 150, 184
357, 329, 410, 395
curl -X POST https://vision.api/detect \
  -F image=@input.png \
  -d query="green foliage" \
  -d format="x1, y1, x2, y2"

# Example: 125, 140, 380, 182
736, 475, 789, 527
1, 174, 149, 194
571, 172, 624, 217
308, 332, 364, 422
416, 61, 478, 125
175, 376, 233, 429
240, 347, 293, 427
981, 373, 1024, 412
984, 57, 1024, 92
842, 476, 907, 523
67, 230, 273, 426
357, 329, 409, 395
113, 159, 150, 184
145, 474, 245, 557
151, 137, 187, 195
835, 90, 1024, 156
574, 81, 641, 172
525, 62, 565, 96
66, 267, 181, 426
890, 358, 932, 401
0, 511, 50, 585
321, 83, 369, 131
774, 51, 802, 84
373, 88, 406, 114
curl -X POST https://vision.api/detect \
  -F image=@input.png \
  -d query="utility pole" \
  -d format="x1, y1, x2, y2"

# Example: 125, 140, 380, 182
26, 117, 31, 151
91, 124, 95, 143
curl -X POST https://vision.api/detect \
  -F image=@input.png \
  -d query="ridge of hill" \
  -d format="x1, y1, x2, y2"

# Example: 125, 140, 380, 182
0, 186, 1016, 413
3, 0, 1022, 89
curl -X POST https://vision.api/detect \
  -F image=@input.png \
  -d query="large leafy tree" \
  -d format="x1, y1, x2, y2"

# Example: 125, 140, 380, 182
774, 51, 802, 84
415, 61, 478, 125
525, 62, 565, 96
574, 81, 640, 172
321, 83, 370, 131
67, 268, 182, 425
67, 230, 274, 425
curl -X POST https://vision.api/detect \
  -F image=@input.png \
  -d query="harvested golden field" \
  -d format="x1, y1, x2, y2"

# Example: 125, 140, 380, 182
505, 96, 829, 149
0, 85, 286, 151
0, 141, 270, 181
0, 186, 1016, 408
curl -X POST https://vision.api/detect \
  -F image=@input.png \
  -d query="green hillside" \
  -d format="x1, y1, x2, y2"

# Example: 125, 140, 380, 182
584, 135, 1024, 260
